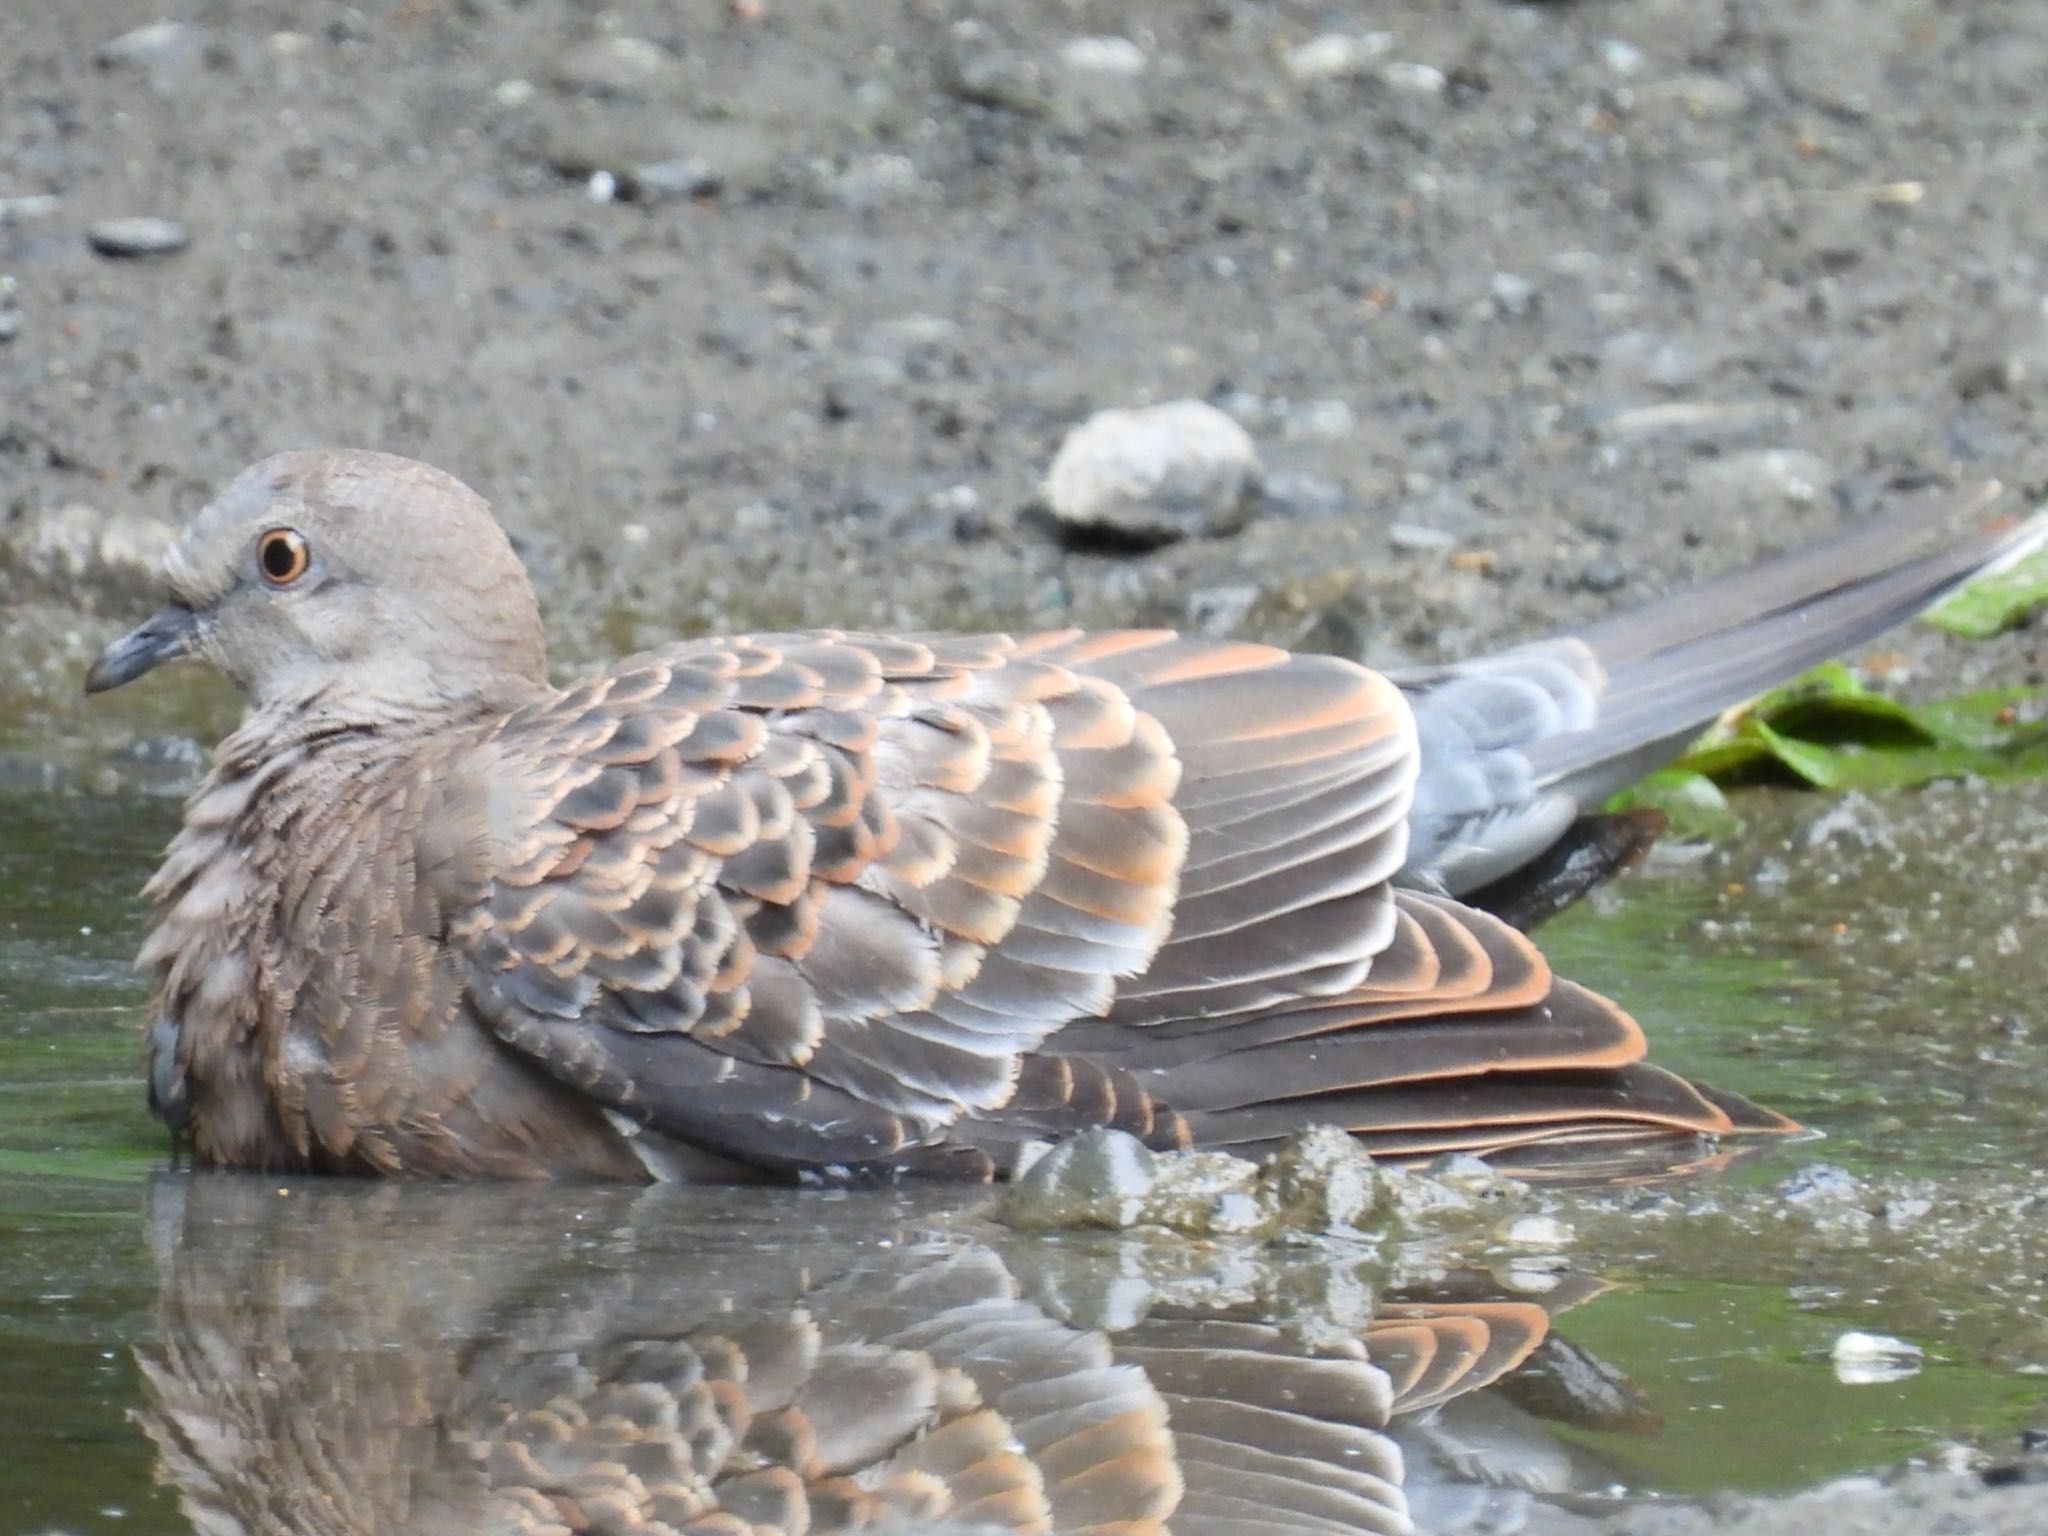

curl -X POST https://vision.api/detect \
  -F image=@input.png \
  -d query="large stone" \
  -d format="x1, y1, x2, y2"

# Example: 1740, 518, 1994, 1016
1043, 400, 1263, 546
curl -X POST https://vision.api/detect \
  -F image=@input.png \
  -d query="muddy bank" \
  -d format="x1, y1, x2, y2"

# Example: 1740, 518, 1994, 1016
5, 0, 2046, 769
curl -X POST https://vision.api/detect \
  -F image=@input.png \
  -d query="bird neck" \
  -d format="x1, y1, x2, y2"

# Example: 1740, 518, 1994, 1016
220, 677, 536, 769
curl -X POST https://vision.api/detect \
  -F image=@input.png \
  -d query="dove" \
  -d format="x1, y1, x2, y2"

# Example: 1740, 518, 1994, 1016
84, 450, 2041, 1180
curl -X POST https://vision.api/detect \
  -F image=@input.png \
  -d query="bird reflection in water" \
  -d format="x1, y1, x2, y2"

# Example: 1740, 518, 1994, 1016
135, 1176, 1653, 1536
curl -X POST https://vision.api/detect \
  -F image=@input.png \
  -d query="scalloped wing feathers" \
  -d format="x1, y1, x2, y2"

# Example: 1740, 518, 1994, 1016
442, 630, 1781, 1176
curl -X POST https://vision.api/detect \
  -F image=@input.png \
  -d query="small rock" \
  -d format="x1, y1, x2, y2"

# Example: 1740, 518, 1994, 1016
87, 217, 189, 258
1692, 448, 1833, 510
0, 310, 20, 343
1380, 1154, 1528, 1229
1059, 36, 1147, 77
1142, 1150, 1272, 1236
1280, 398, 1357, 441
1263, 1125, 1392, 1238
1262, 471, 1345, 519
1600, 39, 1647, 76
1430, 1152, 1521, 1199
1185, 584, 1260, 637
1502, 1213, 1575, 1249
1285, 33, 1393, 82
550, 36, 682, 100
1388, 521, 1458, 556
1576, 557, 1627, 594
1381, 61, 1448, 94
828, 153, 924, 211
1637, 73, 1748, 120
629, 157, 721, 200
1053, 37, 1148, 129
999, 1128, 1158, 1230
1831, 1330, 1924, 1386
0, 193, 61, 221
1044, 399, 1264, 547
1295, 595, 1374, 660
945, 50, 1053, 117
1490, 271, 1538, 317
96, 20, 201, 73
1600, 330, 1703, 390
541, 115, 774, 198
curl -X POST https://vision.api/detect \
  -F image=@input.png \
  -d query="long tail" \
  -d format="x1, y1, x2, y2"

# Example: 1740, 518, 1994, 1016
1401, 483, 2048, 907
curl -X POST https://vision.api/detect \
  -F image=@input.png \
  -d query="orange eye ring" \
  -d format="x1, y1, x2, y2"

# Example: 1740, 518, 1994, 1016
257, 528, 310, 587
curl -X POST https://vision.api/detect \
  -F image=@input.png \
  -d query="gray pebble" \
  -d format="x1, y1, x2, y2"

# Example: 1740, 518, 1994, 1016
1600, 39, 1647, 76
1058, 36, 1146, 77
628, 157, 721, 201
1285, 33, 1393, 82
87, 217, 189, 258
1388, 521, 1458, 556
1490, 271, 1538, 316
1600, 330, 1706, 390
96, 20, 201, 72
1576, 556, 1627, 593
1185, 584, 1261, 637
944, 51, 1054, 118
1052, 37, 1149, 130
828, 153, 925, 212
549, 36, 682, 100
1381, 60, 1448, 95
1262, 470, 1345, 519
1280, 398, 1357, 441
1692, 448, 1833, 510
0, 310, 20, 343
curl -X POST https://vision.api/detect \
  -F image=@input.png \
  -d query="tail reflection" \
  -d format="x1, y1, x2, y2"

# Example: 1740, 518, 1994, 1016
137, 1176, 1633, 1535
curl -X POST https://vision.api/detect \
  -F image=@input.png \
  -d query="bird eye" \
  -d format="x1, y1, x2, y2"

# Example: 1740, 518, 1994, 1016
257, 528, 310, 587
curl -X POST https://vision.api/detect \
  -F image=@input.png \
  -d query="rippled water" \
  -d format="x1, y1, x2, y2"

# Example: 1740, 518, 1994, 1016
2, 786, 2044, 1534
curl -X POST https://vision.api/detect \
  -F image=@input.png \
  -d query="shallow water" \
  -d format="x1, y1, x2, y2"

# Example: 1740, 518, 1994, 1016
1, 785, 2044, 1535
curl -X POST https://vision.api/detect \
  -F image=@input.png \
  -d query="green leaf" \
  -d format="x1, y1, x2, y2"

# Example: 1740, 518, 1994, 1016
1750, 719, 1848, 789
1607, 768, 1745, 840
1604, 661, 2048, 835
1925, 547, 2048, 638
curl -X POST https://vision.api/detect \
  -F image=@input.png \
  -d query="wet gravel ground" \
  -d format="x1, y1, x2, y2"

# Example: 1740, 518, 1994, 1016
4, 1, 2048, 1528
5, 0, 2048, 752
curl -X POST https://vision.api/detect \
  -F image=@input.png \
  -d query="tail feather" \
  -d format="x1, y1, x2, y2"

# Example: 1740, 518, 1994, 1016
1402, 482, 2047, 899
1537, 488, 2048, 803
1571, 480, 2008, 665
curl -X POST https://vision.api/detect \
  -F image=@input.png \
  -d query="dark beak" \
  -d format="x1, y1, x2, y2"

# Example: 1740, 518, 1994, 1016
84, 605, 201, 694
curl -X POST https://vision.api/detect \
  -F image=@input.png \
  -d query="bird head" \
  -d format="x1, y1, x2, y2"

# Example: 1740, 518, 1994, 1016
86, 450, 549, 718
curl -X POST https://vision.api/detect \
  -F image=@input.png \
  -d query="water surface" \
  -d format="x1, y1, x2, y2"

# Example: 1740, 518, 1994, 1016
2, 785, 2044, 1533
